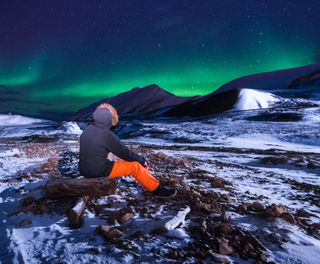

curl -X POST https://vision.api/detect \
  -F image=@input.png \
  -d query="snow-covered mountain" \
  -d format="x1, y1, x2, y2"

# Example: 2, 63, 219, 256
0, 114, 48, 126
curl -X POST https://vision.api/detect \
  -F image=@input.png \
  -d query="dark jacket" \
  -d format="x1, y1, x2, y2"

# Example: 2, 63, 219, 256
78, 108, 146, 178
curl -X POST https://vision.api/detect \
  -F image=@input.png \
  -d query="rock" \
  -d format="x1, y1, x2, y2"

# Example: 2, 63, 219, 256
267, 204, 287, 217
172, 157, 185, 166
261, 156, 287, 165
156, 152, 168, 159
189, 189, 202, 199
21, 197, 46, 215
307, 161, 317, 169
201, 220, 207, 232
30, 203, 46, 214
244, 241, 254, 252
18, 217, 32, 227
295, 209, 316, 218
108, 217, 120, 226
128, 206, 136, 214
238, 204, 248, 213
89, 247, 101, 254
280, 213, 296, 224
218, 238, 234, 255
119, 212, 134, 223
131, 230, 145, 239
98, 225, 122, 241
210, 252, 230, 263
308, 227, 320, 239
99, 224, 110, 233
151, 226, 168, 235
259, 253, 268, 262
210, 177, 231, 188
168, 176, 187, 187
22, 196, 35, 207
115, 239, 138, 251
201, 203, 213, 212
168, 250, 179, 259
221, 193, 234, 203
249, 202, 266, 211
247, 234, 267, 251
230, 237, 241, 248
220, 212, 228, 222
220, 224, 231, 235
40, 157, 59, 174
103, 228, 122, 241
13, 153, 21, 158
181, 176, 187, 186
19, 172, 32, 179
199, 203, 220, 214
311, 223, 320, 230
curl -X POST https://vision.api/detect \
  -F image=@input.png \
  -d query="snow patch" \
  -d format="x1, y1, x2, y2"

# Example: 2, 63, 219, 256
0, 114, 47, 126
61, 121, 82, 135
0, 148, 44, 180
234, 88, 280, 110
165, 207, 190, 230
226, 133, 320, 153
303, 107, 320, 122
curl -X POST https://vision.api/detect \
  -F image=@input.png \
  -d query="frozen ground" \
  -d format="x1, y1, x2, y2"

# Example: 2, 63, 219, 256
0, 88, 320, 264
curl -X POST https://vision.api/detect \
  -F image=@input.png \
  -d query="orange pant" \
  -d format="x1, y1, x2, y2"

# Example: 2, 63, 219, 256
108, 161, 159, 192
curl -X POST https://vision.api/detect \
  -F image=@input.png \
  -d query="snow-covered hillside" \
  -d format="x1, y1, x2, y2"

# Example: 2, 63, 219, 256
0, 88, 320, 264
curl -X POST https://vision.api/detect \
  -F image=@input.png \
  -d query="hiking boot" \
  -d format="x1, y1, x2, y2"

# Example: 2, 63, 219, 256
152, 185, 177, 198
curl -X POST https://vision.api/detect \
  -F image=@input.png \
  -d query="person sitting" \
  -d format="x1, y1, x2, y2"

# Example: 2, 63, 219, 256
78, 103, 177, 197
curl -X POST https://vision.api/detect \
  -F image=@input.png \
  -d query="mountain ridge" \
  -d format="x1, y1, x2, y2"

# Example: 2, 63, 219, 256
67, 63, 320, 121
67, 84, 201, 121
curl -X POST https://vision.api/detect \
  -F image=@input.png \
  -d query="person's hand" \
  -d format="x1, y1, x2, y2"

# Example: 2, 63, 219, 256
144, 161, 150, 171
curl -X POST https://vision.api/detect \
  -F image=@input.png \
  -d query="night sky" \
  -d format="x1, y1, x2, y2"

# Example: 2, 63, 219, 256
1, 0, 320, 119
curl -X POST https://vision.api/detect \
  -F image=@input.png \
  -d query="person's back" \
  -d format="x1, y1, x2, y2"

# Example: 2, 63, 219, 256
79, 122, 114, 178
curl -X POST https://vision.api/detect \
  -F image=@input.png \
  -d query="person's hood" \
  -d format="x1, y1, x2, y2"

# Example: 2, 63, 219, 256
92, 108, 112, 128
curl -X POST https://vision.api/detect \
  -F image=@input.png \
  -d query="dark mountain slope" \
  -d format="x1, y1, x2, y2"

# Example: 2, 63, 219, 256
67, 84, 201, 121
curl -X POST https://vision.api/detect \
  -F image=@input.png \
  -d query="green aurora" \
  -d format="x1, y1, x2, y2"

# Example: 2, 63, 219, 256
1, 0, 319, 120
0, 39, 316, 113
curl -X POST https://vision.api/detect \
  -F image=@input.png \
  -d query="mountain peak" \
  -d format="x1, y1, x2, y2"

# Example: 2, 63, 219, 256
67, 84, 200, 121
129, 84, 170, 94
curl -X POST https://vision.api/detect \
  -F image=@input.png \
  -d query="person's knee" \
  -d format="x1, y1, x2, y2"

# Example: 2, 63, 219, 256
131, 161, 142, 174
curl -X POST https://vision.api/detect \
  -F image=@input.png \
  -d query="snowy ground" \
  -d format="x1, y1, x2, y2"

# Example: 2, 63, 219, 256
0, 89, 320, 264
